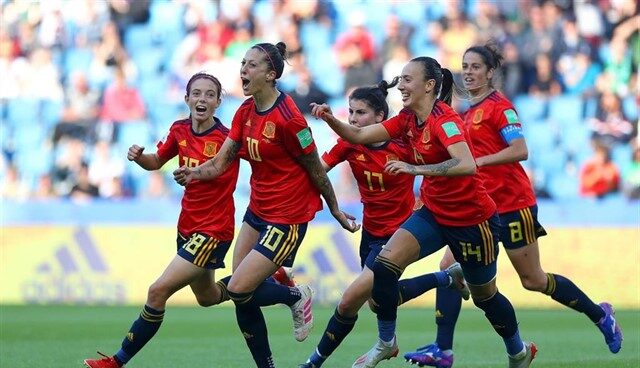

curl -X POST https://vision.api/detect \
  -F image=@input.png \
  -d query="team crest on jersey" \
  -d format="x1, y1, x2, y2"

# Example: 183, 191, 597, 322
472, 109, 484, 128
421, 128, 430, 144
386, 154, 399, 162
262, 121, 276, 138
203, 142, 217, 157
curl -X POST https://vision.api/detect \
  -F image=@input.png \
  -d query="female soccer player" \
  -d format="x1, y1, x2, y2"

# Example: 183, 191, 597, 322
299, 81, 469, 368
84, 72, 240, 368
311, 56, 536, 368
404, 44, 623, 368
173, 42, 359, 368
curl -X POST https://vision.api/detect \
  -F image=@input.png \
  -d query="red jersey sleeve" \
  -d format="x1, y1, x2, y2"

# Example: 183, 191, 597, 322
228, 101, 250, 142
282, 115, 316, 157
382, 108, 412, 139
156, 124, 179, 161
495, 104, 522, 131
322, 139, 351, 168
433, 114, 466, 147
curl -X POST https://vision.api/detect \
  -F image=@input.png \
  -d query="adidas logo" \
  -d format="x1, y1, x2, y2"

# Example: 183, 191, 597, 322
325, 332, 336, 341
127, 332, 134, 342
356, 154, 366, 161
22, 228, 125, 304
179, 140, 187, 147
435, 309, 444, 318
243, 331, 254, 340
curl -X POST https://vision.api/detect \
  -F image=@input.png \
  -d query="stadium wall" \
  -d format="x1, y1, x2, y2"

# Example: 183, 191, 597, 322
2, 200, 638, 308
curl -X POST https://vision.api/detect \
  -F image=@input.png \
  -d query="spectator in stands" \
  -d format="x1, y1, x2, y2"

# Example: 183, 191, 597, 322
500, 41, 524, 98
107, 0, 150, 42
69, 161, 100, 201
99, 66, 146, 141
288, 67, 329, 115
379, 14, 413, 66
53, 71, 100, 143
589, 91, 634, 145
142, 171, 170, 199
622, 141, 640, 200
335, 11, 378, 94
529, 53, 561, 98
88, 140, 125, 198
1, 164, 30, 201
440, 11, 477, 78
33, 173, 58, 200
580, 143, 621, 198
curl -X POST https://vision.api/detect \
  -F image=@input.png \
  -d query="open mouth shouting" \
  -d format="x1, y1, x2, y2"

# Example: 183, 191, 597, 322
241, 77, 251, 94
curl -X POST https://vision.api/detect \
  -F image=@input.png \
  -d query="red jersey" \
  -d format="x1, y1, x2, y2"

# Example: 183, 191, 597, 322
156, 118, 239, 241
322, 138, 415, 237
382, 101, 496, 226
228, 92, 322, 223
463, 91, 536, 213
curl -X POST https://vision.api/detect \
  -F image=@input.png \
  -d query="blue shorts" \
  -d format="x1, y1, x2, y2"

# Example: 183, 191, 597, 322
400, 207, 500, 285
442, 214, 500, 285
359, 229, 392, 269
499, 205, 547, 249
243, 209, 308, 267
177, 232, 232, 270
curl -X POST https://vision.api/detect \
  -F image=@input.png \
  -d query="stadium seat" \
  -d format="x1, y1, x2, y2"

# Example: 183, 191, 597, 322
132, 48, 165, 78
547, 173, 580, 200
548, 95, 583, 125
124, 24, 156, 54
523, 122, 556, 152
513, 95, 547, 123
559, 123, 591, 155
7, 98, 41, 126
116, 120, 153, 152
622, 96, 638, 121
63, 48, 93, 78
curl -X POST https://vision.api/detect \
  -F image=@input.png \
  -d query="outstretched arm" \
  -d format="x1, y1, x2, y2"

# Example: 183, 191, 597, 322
310, 103, 391, 145
173, 137, 240, 185
296, 150, 360, 233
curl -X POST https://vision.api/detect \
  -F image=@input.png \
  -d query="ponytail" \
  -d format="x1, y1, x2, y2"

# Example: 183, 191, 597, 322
439, 68, 454, 106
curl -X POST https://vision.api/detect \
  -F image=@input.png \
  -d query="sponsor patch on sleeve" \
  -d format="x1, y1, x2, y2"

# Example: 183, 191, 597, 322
296, 127, 313, 149
504, 109, 520, 124
441, 122, 461, 138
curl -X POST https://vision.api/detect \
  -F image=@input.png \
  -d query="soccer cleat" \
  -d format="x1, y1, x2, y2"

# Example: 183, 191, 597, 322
445, 263, 470, 301
84, 352, 122, 368
291, 284, 314, 342
596, 302, 623, 353
272, 266, 296, 287
403, 343, 453, 367
508, 341, 537, 368
352, 337, 399, 368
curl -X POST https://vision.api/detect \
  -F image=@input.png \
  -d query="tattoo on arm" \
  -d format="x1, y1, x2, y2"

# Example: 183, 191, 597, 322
420, 158, 461, 176
200, 141, 240, 179
296, 150, 339, 211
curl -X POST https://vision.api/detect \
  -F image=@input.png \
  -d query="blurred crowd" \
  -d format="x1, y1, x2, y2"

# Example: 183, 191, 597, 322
0, 0, 638, 204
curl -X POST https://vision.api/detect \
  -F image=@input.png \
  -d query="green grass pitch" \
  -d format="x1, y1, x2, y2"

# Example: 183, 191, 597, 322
1, 305, 638, 367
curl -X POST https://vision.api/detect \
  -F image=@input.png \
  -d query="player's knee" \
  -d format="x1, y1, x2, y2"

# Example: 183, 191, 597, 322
469, 281, 497, 303
227, 290, 254, 306
439, 256, 455, 271
337, 296, 360, 316
147, 281, 171, 305
520, 273, 547, 292
370, 256, 402, 280
195, 296, 216, 307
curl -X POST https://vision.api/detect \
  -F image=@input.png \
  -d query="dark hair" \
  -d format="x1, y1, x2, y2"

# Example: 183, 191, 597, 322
464, 43, 504, 70
410, 56, 454, 105
186, 72, 222, 99
349, 77, 399, 120
252, 42, 288, 81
